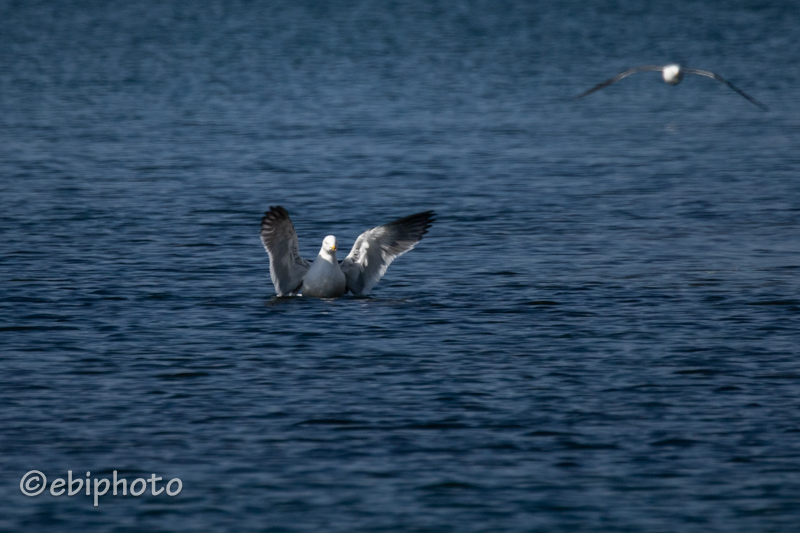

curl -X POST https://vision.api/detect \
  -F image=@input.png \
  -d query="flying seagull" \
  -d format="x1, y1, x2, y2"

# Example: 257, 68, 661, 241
575, 64, 768, 110
260, 206, 435, 298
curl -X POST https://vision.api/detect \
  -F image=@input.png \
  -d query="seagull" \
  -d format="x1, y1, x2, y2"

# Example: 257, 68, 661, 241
575, 64, 768, 110
260, 206, 435, 298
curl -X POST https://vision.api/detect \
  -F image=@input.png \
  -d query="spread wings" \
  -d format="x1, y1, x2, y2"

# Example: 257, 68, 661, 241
574, 65, 664, 99
340, 211, 435, 296
260, 206, 309, 296
683, 68, 768, 110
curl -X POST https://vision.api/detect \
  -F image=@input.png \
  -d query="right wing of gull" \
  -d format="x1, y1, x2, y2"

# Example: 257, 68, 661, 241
575, 65, 664, 99
260, 206, 310, 296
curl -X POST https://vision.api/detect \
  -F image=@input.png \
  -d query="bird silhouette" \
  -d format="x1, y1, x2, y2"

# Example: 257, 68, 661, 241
575, 64, 768, 110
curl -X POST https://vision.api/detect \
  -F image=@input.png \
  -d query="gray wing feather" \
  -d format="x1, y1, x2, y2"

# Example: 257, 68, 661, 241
683, 68, 768, 111
575, 65, 664, 99
341, 211, 435, 296
260, 206, 309, 296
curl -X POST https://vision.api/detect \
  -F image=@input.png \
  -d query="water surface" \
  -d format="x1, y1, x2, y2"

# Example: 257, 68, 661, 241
2, 1, 800, 531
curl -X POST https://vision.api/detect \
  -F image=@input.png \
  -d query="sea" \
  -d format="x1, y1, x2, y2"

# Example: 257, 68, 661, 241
2, 1, 800, 531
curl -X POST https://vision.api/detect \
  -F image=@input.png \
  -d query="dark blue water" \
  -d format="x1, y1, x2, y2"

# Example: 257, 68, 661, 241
2, 1, 800, 531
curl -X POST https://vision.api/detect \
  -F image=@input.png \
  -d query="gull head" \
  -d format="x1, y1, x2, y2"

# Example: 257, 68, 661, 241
321, 235, 338, 254
662, 64, 684, 85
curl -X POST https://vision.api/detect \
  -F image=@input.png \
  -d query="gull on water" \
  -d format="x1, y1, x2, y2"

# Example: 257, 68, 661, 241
260, 206, 435, 298
575, 64, 768, 110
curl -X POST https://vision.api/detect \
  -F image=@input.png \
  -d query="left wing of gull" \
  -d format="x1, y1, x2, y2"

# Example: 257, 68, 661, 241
683, 68, 768, 110
340, 211, 435, 296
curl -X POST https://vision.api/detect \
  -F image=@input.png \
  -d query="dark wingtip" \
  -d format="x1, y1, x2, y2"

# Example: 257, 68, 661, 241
397, 210, 436, 240
417, 210, 436, 225
264, 205, 287, 217
261, 205, 291, 229
419, 211, 434, 239
385, 210, 434, 232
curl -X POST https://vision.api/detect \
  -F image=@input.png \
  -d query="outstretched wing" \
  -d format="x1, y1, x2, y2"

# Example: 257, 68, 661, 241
260, 206, 309, 296
340, 211, 435, 296
575, 65, 664, 99
683, 68, 768, 111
